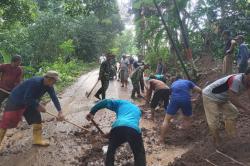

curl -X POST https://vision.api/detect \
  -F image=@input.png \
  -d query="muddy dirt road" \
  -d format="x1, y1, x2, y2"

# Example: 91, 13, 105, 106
1, 68, 250, 166
0, 69, 190, 166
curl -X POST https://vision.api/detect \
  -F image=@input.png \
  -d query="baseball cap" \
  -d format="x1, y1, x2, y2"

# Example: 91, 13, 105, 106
44, 70, 60, 81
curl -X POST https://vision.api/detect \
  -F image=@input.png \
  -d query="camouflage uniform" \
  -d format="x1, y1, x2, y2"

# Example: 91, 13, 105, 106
130, 67, 143, 98
95, 60, 111, 99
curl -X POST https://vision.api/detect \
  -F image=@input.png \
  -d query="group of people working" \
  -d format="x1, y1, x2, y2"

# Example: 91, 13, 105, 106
91, 43, 250, 165
0, 36, 249, 166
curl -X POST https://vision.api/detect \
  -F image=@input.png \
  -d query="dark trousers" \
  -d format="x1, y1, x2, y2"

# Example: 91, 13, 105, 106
96, 79, 109, 99
150, 89, 170, 109
238, 63, 248, 73
106, 126, 146, 166
131, 81, 140, 97
140, 74, 144, 92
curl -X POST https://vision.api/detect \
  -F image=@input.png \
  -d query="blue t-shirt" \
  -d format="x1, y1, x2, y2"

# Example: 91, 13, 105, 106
171, 79, 195, 100
90, 99, 141, 133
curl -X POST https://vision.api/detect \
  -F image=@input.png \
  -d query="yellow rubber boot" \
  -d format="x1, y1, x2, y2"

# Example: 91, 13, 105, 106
0, 128, 7, 145
32, 124, 49, 146
225, 120, 236, 138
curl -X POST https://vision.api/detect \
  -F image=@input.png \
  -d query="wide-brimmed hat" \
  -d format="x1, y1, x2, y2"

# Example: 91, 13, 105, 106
44, 70, 60, 81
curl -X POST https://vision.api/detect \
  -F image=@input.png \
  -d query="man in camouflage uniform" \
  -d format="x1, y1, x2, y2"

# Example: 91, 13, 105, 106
95, 53, 114, 100
130, 64, 149, 99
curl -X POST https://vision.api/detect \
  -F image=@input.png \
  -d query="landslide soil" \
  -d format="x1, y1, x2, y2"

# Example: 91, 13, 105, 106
0, 57, 249, 166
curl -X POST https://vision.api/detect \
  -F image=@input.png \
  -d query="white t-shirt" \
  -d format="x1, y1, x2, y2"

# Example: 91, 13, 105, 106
203, 74, 246, 102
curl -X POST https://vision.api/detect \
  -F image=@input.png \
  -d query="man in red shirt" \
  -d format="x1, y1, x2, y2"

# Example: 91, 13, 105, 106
0, 55, 23, 109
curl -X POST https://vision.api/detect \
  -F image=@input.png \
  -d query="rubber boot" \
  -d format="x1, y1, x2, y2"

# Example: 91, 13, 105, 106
225, 120, 236, 139
0, 128, 6, 145
33, 124, 49, 146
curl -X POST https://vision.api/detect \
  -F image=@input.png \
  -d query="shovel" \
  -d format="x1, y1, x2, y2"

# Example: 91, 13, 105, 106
46, 111, 90, 132
85, 80, 99, 98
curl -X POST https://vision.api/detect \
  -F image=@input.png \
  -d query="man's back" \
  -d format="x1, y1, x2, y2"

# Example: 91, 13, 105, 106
9, 77, 48, 106
91, 99, 141, 133
171, 79, 195, 100
149, 79, 168, 91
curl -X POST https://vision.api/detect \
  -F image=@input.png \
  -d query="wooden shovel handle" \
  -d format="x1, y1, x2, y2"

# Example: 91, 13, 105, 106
91, 119, 105, 135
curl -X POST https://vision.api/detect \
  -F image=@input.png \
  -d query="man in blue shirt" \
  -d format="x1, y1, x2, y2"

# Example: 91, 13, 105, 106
86, 99, 146, 166
160, 76, 202, 143
235, 35, 249, 73
0, 71, 64, 147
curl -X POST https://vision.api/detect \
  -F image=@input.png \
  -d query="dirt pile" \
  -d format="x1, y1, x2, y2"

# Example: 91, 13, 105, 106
73, 125, 135, 166
168, 57, 250, 166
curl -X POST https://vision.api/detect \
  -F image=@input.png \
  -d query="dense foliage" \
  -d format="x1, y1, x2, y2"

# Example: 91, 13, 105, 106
132, 0, 250, 75
0, 0, 123, 79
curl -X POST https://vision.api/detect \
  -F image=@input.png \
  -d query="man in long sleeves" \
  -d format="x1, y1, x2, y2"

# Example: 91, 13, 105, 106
130, 65, 149, 99
95, 53, 114, 100
0, 55, 23, 110
235, 35, 249, 73
0, 71, 64, 147
86, 99, 146, 166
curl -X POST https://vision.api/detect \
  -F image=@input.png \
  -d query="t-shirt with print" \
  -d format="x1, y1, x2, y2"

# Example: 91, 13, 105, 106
202, 74, 246, 102
171, 79, 196, 100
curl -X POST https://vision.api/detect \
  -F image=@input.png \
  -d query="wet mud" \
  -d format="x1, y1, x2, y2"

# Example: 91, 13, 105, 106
0, 59, 250, 166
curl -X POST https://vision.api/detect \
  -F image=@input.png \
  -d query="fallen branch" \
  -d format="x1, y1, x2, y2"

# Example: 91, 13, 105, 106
216, 150, 246, 166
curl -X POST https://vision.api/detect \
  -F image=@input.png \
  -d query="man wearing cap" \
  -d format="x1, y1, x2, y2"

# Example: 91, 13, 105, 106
0, 71, 64, 147
95, 53, 114, 100
234, 35, 249, 73
130, 65, 149, 99
222, 30, 237, 74
0, 55, 23, 110
202, 68, 250, 145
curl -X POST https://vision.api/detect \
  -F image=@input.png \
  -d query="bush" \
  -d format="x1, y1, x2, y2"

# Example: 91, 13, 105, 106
23, 58, 97, 92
